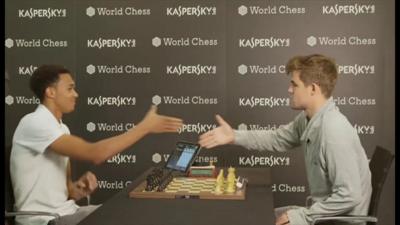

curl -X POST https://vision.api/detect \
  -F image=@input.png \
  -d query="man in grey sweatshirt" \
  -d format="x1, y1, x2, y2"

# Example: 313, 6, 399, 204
199, 54, 372, 225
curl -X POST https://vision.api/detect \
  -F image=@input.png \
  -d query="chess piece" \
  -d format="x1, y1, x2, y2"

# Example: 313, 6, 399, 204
226, 167, 236, 193
214, 169, 224, 194
216, 169, 224, 185
227, 167, 236, 183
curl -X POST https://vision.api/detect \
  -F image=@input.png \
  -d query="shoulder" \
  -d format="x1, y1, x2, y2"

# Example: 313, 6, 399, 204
321, 107, 356, 140
15, 106, 62, 137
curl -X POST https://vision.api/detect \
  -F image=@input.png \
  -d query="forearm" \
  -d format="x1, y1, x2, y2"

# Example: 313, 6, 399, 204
90, 123, 149, 164
51, 123, 150, 165
234, 128, 299, 152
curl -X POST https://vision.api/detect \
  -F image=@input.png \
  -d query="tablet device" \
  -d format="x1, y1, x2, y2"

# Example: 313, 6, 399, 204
165, 141, 201, 173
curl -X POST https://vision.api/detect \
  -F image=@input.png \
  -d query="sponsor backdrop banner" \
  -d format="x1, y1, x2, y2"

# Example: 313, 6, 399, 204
5, 1, 395, 225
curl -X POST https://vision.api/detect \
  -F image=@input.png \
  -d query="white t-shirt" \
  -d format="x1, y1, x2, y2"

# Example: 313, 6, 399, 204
10, 104, 79, 225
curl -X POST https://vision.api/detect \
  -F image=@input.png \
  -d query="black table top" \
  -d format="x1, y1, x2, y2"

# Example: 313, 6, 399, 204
78, 167, 275, 225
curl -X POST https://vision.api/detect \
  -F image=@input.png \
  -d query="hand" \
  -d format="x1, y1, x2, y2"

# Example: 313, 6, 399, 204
198, 114, 234, 149
69, 171, 98, 201
276, 212, 290, 225
138, 105, 183, 134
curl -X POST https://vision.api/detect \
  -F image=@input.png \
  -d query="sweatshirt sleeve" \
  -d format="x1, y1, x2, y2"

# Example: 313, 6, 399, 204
233, 113, 304, 152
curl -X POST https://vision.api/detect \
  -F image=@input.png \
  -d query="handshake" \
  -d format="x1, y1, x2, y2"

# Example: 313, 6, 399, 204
141, 105, 234, 149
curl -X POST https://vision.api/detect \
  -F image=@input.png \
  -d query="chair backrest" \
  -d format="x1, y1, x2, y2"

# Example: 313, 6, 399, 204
5, 145, 15, 225
367, 145, 394, 220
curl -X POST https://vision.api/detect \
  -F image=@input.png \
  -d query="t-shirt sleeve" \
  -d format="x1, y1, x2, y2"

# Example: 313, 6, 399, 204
13, 115, 65, 154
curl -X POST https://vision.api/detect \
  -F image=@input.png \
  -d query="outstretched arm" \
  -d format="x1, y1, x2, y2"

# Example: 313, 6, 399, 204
50, 105, 183, 165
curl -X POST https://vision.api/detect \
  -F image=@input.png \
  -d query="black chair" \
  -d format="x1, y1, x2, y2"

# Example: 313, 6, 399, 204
4, 145, 60, 225
310, 145, 395, 225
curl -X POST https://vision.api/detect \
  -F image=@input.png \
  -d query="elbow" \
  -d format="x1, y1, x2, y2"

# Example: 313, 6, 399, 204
346, 191, 362, 209
86, 145, 107, 165
91, 154, 106, 165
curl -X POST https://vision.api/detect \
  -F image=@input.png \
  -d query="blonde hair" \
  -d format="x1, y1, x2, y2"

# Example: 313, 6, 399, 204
286, 54, 338, 98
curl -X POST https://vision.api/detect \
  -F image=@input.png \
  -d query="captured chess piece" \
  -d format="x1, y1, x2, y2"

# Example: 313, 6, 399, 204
226, 167, 236, 193
214, 169, 224, 194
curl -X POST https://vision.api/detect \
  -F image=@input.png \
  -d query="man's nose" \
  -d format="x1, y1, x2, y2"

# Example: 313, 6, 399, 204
288, 86, 293, 94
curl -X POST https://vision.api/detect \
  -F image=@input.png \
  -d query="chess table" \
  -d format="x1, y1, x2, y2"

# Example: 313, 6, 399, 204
130, 177, 246, 200
77, 167, 274, 225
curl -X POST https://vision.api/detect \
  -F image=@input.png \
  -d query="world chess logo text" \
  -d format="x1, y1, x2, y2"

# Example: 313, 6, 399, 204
322, 4, 375, 15
5, 95, 39, 106
240, 5, 305, 15
87, 96, 136, 107
272, 183, 306, 193
107, 153, 136, 164
86, 64, 150, 75
18, 65, 38, 76
238, 37, 290, 48
86, 122, 135, 132
166, 64, 216, 76
238, 64, 285, 75
238, 123, 284, 131
86, 7, 150, 16
239, 155, 290, 167
97, 180, 132, 190
238, 97, 289, 108
178, 123, 217, 134
152, 153, 217, 164
152, 37, 217, 47
87, 38, 136, 49
354, 124, 375, 135
152, 95, 218, 105
338, 64, 375, 76
307, 36, 376, 47
5, 38, 67, 48
18, 8, 67, 19
166, 5, 217, 17
333, 96, 376, 106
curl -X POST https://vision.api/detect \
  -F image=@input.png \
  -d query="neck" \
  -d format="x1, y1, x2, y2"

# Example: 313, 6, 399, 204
42, 100, 63, 122
305, 96, 329, 120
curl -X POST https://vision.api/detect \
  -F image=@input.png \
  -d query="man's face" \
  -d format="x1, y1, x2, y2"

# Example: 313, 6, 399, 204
51, 73, 78, 113
288, 71, 312, 110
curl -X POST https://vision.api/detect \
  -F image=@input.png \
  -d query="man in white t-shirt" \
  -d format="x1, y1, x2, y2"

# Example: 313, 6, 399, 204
10, 65, 183, 225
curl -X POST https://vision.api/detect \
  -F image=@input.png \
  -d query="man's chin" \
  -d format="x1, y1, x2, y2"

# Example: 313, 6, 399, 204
64, 107, 75, 114
289, 104, 303, 110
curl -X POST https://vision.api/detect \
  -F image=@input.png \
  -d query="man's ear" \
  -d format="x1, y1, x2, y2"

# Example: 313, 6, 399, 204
45, 86, 56, 99
310, 83, 320, 96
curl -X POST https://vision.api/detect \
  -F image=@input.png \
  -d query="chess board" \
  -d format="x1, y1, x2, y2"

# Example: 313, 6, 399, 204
129, 177, 246, 200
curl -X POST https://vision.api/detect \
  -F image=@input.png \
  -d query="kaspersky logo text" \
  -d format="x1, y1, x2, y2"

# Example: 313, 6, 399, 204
337, 64, 375, 76
166, 5, 216, 17
239, 155, 290, 167
322, 4, 375, 15
87, 96, 136, 107
178, 123, 217, 134
18, 8, 67, 19
238, 97, 289, 108
166, 64, 216, 76
239, 37, 290, 48
87, 38, 136, 49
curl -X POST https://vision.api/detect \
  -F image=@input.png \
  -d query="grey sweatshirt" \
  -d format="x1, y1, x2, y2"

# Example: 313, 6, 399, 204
234, 97, 372, 225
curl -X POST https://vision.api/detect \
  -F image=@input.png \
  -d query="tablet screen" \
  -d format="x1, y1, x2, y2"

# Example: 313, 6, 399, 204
165, 142, 201, 172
